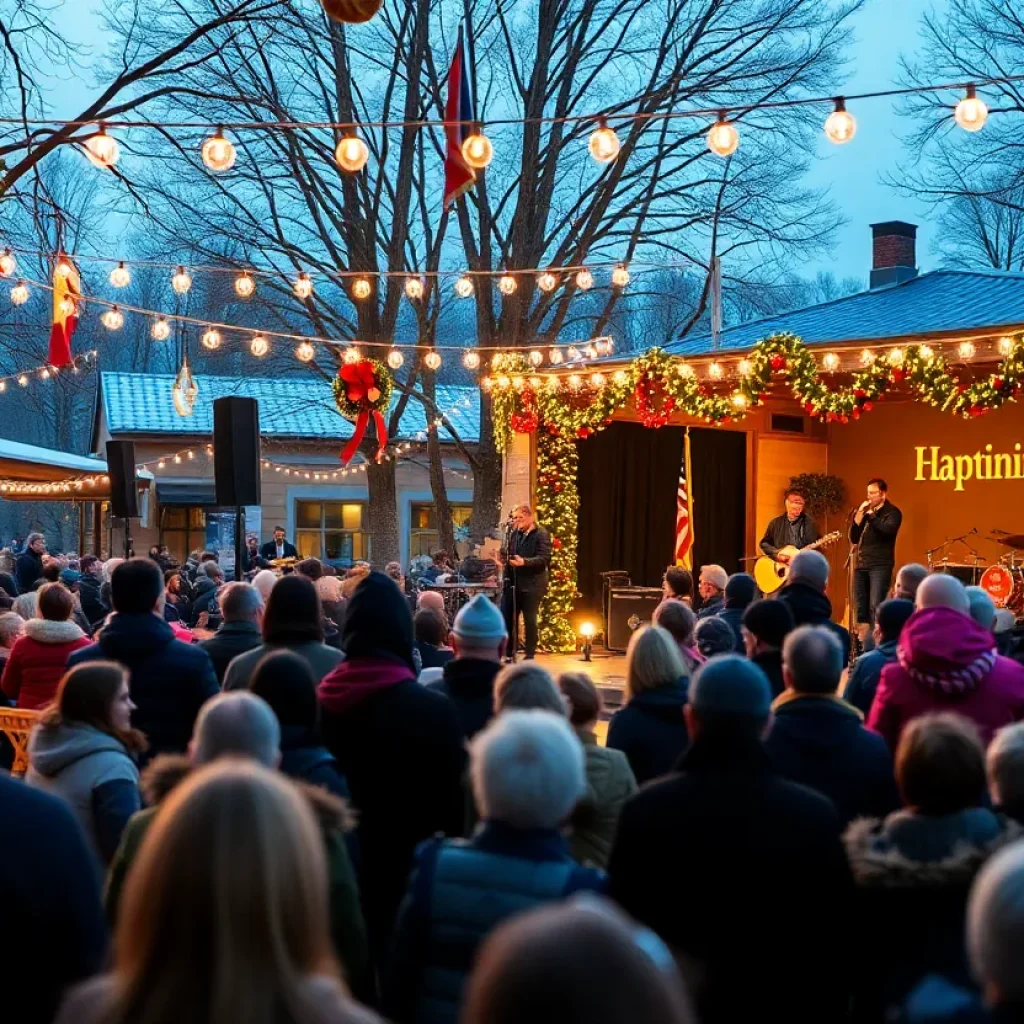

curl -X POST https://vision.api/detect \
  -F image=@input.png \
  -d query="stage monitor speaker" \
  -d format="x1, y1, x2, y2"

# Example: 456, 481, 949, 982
213, 397, 262, 507
607, 586, 663, 652
105, 440, 138, 519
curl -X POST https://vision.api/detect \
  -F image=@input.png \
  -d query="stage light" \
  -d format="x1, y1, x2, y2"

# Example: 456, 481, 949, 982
824, 98, 856, 144
293, 273, 313, 299
425, 350, 442, 370
335, 133, 369, 173
455, 275, 474, 298
201, 129, 236, 172
343, 345, 361, 363
707, 113, 739, 157
109, 262, 131, 288
463, 350, 480, 370
405, 276, 424, 301
0, 249, 16, 276
83, 126, 119, 169
998, 336, 1015, 356
822, 352, 840, 372
101, 306, 124, 331
234, 272, 256, 298
528, 350, 543, 367
462, 131, 494, 170
201, 328, 221, 350
954, 85, 988, 132
575, 269, 594, 291
498, 274, 517, 295
351, 277, 372, 300
151, 318, 171, 341
537, 271, 558, 293
579, 620, 596, 662
588, 121, 621, 164
171, 266, 192, 294
296, 341, 316, 362
958, 340, 976, 360
387, 349, 404, 369
250, 335, 269, 357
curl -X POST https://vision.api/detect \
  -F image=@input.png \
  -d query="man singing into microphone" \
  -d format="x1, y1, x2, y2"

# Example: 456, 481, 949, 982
849, 478, 903, 635
500, 503, 551, 662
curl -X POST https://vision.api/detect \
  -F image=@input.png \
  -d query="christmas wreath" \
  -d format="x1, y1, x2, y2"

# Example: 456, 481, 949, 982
332, 357, 393, 464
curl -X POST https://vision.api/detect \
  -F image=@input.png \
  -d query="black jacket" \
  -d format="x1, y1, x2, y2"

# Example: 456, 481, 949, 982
199, 620, 264, 684
189, 577, 223, 628
764, 694, 899, 828
608, 732, 853, 1024
696, 593, 725, 620
278, 724, 350, 800
15, 548, 43, 594
717, 607, 747, 653
606, 676, 690, 786
76, 575, 107, 626
777, 581, 852, 665
751, 649, 786, 699
850, 499, 903, 568
760, 513, 821, 560
260, 539, 298, 560
843, 639, 900, 716
502, 525, 551, 595
68, 613, 218, 763
426, 658, 502, 741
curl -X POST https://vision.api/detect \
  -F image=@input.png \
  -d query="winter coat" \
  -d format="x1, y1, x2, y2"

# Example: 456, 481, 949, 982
867, 608, 1024, 750
26, 722, 140, 864
199, 620, 263, 684
570, 731, 637, 869
424, 657, 501, 741
68, 613, 218, 763
776, 581, 852, 665
849, 499, 903, 568
279, 723, 350, 800
54, 974, 381, 1024
608, 731, 854, 1024
605, 676, 689, 785
844, 638, 900, 716
415, 641, 454, 671
844, 810, 1021, 1022
15, 547, 43, 594
751, 649, 786, 699
0, 618, 90, 709
764, 692, 900, 828
717, 607, 747, 653
759, 512, 822, 560
501, 525, 551, 595
188, 577, 222, 628
223, 639, 344, 691
0, 774, 107, 1024
319, 658, 468, 959
696, 593, 725, 620
105, 756, 369, 992
384, 822, 605, 1024
76, 575, 107, 627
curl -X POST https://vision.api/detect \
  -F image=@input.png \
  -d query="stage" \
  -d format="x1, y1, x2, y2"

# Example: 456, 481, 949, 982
535, 649, 626, 723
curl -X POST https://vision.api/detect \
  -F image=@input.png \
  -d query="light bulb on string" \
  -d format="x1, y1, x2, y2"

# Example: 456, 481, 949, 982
612, 264, 630, 288
296, 341, 316, 363
707, 112, 739, 157
461, 130, 493, 170
83, 125, 119, 169
351, 277, 372, 300
201, 128, 236, 172
463, 350, 480, 370
498, 274, 517, 295
405, 276, 425, 301
958, 340, 977, 360
824, 98, 857, 144
590, 372, 606, 388
708, 362, 724, 380
343, 345, 362, 364
151, 317, 171, 341
424, 351, 442, 371
101, 306, 124, 331
860, 348, 876, 366
109, 261, 131, 288
954, 85, 988, 132
588, 119, 621, 164
10, 281, 29, 306
387, 349, 404, 369
918, 345, 935, 360
250, 335, 269, 358
455, 275, 474, 298
575, 269, 593, 291
549, 347, 563, 365
171, 267, 192, 294
822, 352, 841, 372
54, 255, 75, 279
998, 336, 1015, 357
537, 271, 558, 293
0, 250, 15, 276
234, 272, 256, 298
335, 132, 370, 173
293, 273, 313, 299
201, 329, 221, 350
528, 350, 544, 367
58, 295, 77, 318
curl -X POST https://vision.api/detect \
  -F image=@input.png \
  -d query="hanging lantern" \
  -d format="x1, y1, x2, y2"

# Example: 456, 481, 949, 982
201, 128, 236, 172
455, 275, 474, 298
405, 276, 425, 301
335, 133, 370, 173
575, 269, 593, 291
10, 281, 30, 306
463, 350, 481, 370
102, 306, 125, 331
293, 273, 314, 299
109, 261, 131, 288
0, 249, 16, 276
172, 356, 198, 418
537, 271, 558, 293
954, 85, 988, 132
425, 350, 442, 371
250, 335, 270, 358
461, 130, 494, 170
234, 272, 256, 298
201, 328, 221, 350
171, 266, 192, 294
151, 318, 171, 341
498, 274, 517, 295
824, 98, 857, 144
351, 277, 372, 300
707, 113, 739, 157
387, 349, 404, 369
611, 264, 630, 288
83, 125, 119, 169
296, 341, 316, 362
588, 120, 621, 164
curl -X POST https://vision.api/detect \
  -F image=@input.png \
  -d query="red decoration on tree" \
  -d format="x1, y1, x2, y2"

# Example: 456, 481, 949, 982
510, 409, 539, 434
993, 377, 1005, 389
551, 537, 563, 549
863, 401, 874, 412
770, 354, 786, 371
891, 369, 906, 382
333, 358, 392, 465
634, 373, 676, 428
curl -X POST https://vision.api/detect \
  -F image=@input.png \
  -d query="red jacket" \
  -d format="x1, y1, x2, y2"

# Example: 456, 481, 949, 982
1, 619, 91, 710
867, 607, 1024, 749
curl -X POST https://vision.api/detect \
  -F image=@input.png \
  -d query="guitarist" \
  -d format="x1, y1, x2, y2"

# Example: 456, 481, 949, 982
760, 489, 821, 566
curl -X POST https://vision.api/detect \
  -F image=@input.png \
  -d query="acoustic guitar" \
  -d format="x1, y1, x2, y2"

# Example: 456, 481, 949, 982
753, 530, 843, 594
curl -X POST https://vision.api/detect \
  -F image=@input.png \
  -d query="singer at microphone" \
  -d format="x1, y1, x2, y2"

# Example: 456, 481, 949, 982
499, 503, 551, 662
849, 477, 903, 634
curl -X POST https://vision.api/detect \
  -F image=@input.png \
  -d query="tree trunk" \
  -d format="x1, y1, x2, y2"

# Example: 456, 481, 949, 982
422, 371, 455, 556
470, 393, 504, 544
365, 457, 399, 566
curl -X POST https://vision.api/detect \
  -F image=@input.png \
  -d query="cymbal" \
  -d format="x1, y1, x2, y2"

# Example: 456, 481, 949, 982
996, 535, 1024, 550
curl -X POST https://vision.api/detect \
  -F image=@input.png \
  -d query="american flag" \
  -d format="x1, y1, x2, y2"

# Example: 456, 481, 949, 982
675, 428, 694, 568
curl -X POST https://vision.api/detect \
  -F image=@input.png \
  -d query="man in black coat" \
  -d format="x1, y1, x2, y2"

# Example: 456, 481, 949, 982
260, 525, 298, 561
759, 487, 822, 563
68, 558, 219, 764
76, 555, 109, 626
499, 503, 551, 661
850, 477, 904, 633
766, 625, 899, 827
199, 581, 265, 684
777, 548, 852, 665
189, 561, 225, 628
15, 531, 46, 594
607, 655, 853, 1024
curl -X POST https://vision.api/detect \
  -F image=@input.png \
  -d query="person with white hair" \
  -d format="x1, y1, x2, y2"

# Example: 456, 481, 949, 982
776, 548, 852, 665
867, 571, 1024, 750
384, 710, 603, 1022
696, 565, 727, 619
987, 722, 1024, 826
199, 582, 264, 684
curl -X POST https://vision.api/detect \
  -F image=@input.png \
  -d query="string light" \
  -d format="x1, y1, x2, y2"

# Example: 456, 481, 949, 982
958, 340, 976, 360
109, 261, 131, 288
234, 272, 256, 298
498, 274, 517, 295
588, 119, 621, 164
387, 349, 404, 369
918, 344, 935, 360
171, 266, 192, 294
424, 351, 442, 371
83, 125, 119, 169
405, 276, 424, 301
954, 85, 988, 132
101, 306, 124, 330
549, 347, 563, 365
151, 317, 171, 341
351, 277, 371, 300
860, 348, 876, 366
537, 272, 558, 293
10, 280, 29, 305
17, 374, 27, 387
455, 275, 474, 298
999, 336, 1014, 356
250, 334, 269, 357
0, 249, 15, 276
201, 328, 221, 350
293, 273, 313, 299
463, 350, 480, 370
822, 352, 841, 372
575, 269, 593, 291
888, 348, 904, 366
343, 345, 362, 364
201, 128, 236, 172
678, 363, 694, 379
707, 113, 739, 157
461, 130, 494, 170
737, 358, 753, 376
527, 350, 544, 367
613, 370, 629, 385
58, 295, 76, 317
731, 392, 748, 408
295, 341, 316, 362
708, 361, 723, 379
39, 368, 50, 380
611, 264, 630, 288
335, 132, 370, 173
590, 372, 606, 387
824, 98, 856, 144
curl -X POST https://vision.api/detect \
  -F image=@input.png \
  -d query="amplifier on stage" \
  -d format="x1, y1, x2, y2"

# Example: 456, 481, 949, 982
607, 586, 664, 652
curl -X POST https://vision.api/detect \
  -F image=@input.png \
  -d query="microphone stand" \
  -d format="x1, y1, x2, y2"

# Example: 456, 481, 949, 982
502, 517, 518, 664
844, 504, 860, 659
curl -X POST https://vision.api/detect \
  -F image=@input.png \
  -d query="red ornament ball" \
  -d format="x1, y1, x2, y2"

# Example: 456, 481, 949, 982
993, 377, 1005, 389
854, 389, 866, 399
553, 482, 563, 492
547, 425, 559, 436
803, 403, 815, 414
770, 355, 786, 372
863, 401, 873, 411
551, 537, 563, 550
576, 426, 590, 438
970, 406, 983, 418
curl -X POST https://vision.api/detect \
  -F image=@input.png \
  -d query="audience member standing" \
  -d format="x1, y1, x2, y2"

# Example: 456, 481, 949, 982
68, 558, 218, 763
57, 761, 378, 1024
199, 582, 264, 684
608, 655, 853, 1024
223, 574, 343, 690
765, 626, 899, 827
26, 662, 143, 864
425, 594, 507, 741
776, 549, 852, 665
868, 575, 1024, 749
384, 711, 603, 1023
740, 598, 795, 699
844, 598, 914, 715
606, 625, 689, 785
15, 530, 45, 593
1, 582, 90, 709
318, 572, 467, 961
559, 672, 637, 868
718, 573, 756, 653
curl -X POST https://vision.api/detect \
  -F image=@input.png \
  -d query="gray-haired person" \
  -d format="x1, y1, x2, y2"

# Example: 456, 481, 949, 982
199, 582, 264, 684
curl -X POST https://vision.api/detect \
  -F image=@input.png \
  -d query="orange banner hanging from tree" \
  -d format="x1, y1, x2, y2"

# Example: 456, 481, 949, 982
48, 258, 81, 367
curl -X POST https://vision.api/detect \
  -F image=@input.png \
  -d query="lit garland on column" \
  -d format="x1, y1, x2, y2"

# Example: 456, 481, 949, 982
900, 340, 1024, 417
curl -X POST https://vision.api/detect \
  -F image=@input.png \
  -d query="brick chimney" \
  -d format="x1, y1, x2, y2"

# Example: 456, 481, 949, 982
870, 221, 918, 289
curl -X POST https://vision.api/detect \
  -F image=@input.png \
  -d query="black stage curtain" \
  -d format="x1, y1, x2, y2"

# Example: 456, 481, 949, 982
575, 423, 747, 612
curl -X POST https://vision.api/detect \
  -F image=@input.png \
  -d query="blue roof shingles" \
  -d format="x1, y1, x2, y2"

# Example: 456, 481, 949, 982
667, 269, 1024, 356
101, 373, 480, 442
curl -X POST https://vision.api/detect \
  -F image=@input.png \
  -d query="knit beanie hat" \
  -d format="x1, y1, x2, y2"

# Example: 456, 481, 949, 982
690, 655, 771, 720
699, 564, 728, 591
742, 598, 795, 649
342, 571, 416, 671
452, 594, 507, 643
724, 572, 757, 608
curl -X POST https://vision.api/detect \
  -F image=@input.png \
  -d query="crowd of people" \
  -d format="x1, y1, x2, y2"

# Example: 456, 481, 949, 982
5, 531, 1024, 1024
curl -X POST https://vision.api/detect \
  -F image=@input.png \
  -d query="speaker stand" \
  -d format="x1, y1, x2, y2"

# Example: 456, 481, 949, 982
122, 517, 133, 560
233, 505, 245, 582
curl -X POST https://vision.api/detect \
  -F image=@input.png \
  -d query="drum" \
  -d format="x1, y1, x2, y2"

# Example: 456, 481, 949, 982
980, 564, 1024, 612
932, 561, 984, 587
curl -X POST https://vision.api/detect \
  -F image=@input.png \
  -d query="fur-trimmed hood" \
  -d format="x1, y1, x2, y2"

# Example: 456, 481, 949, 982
844, 813, 1022, 889
24, 617, 85, 644
140, 754, 355, 832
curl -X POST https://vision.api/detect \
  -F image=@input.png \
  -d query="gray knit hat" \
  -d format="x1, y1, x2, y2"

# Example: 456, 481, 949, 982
690, 655, 771, 720
453, 594, 507, 643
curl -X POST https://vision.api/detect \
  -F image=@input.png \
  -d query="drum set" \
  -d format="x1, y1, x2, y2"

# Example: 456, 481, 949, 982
927, 529, 1024, 618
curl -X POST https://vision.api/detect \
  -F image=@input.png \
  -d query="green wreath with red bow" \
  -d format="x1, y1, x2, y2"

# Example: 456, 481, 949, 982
332, 357, 393, 464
